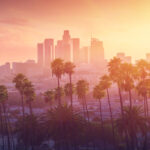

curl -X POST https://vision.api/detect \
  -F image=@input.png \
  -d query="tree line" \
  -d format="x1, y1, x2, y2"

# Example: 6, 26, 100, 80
0, 57, 150, 150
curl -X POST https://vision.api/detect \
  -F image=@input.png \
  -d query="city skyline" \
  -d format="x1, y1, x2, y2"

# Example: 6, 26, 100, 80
1, 0, 150, 64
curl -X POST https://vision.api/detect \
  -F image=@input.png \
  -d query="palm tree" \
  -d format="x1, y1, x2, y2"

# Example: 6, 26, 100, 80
76, 80, 89, 121
64, 83, 75, 105
120, 63, 136, 109
44, 90, 55, 108
116, 106, 147, 150
24, 79, 35, 116
100, 75, 116, 146
64, 62, 76, 109
13, 73, 27, 118
93, 84, 105, 124
51, 58, 64, 105
54, 87, 65, 105
108, 57, 124, 117
0, 85, 11, 150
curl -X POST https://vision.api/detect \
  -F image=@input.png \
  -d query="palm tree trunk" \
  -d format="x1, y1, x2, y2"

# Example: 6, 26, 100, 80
84, 97, 89, 122
69, 74, 73, 110
2, 102, 11, 150
21, 94, 25, 119
129, 90, 132, 110
145, 95, 149, 116
118, 85, 124, 117
0, 105, 5, 150
29, 102, 33, 116
106, 89, 116, 147
118, 85, 130, 149
57, 77, 61, 106
98, 99, 106, 150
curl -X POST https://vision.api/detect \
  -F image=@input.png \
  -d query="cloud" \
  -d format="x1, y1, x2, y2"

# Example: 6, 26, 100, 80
0, 18, 29, 26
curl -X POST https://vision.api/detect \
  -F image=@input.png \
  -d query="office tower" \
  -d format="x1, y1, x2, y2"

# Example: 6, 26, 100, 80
72, 38, 80, 63
90, 38, 104, 64
44, 39, 54, 68
80, 47, 89, 63
37, 43, 43, 67
55, 30, 71, 61
117, 53, 125, 60
146, 53, 150, 62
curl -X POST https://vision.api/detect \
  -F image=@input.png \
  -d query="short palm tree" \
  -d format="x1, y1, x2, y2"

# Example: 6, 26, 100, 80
51, 58, 64, 105
13, 73, 27, 118
76, 80, 89, 121
44, 90, 55, 108
64, 62, 76, 109
64, 83, 75, 104
116, 106, 147, 150
24, 79, 35, 116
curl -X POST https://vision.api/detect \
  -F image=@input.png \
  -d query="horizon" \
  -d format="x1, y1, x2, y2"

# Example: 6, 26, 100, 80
1, 0, 150, 64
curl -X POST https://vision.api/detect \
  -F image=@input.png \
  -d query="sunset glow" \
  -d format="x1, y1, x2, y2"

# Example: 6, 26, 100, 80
1, 0, 150, 64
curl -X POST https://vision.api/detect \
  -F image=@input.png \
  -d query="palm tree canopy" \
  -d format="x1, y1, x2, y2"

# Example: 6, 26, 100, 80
136, 79, 150, 97
93, 84, 105, 100
13, 73, 27, 94
120, 63, 136, 91
76, 80, 89, 99
99, 75, 112, 90
51, 58, 64, 78
44, 90, 55, 103
64, 62, 75, 75
116, 106, 147, 136
64, 83, 75, 97
0, 85, 8, 102
54, 87, 65, 100
136, 59, 149, 80
24, 79, 35, 103
108, 57, 123, 85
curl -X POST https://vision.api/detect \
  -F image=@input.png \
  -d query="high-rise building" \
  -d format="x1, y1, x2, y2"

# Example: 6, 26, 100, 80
80, 47, 89, 64
55, 30, 71, 61
90, 38, 104, 64
62, 30, 71, 61
44, 39, 54, 68
37, 43, 43, 67
72, 38, 80, 63
116, 53, 132, 63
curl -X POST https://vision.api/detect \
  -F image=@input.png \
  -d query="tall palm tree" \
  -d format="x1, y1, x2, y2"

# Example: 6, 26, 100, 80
64, 62, 76, 109
13, 73, 27, 118
120, 63, 136, 109
0, 85, 11, 150
44, 90, 55, 108
136, 59, 149, 116
51, 58, 64, 105
100, 75, 116, 145
76, 80, 89, 121
108, 57, 124, 117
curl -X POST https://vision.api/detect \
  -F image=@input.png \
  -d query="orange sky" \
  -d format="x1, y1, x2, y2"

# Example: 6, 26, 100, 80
0, 0, 150, 64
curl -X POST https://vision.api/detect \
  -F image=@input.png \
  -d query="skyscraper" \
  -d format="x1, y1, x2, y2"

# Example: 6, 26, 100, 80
44, 39, 54, 68
72, 38, 80, 63
90, 38, 104, 64
62, 30, 71, 61
37, 43, 43, 67
80, 47, 89, 64
55, 30, 71, 61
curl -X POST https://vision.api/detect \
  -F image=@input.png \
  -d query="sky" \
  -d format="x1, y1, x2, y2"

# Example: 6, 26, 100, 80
0, 0, 150, 64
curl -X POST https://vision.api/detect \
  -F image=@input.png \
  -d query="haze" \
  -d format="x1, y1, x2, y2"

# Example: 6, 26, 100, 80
0, 0, 150, 64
